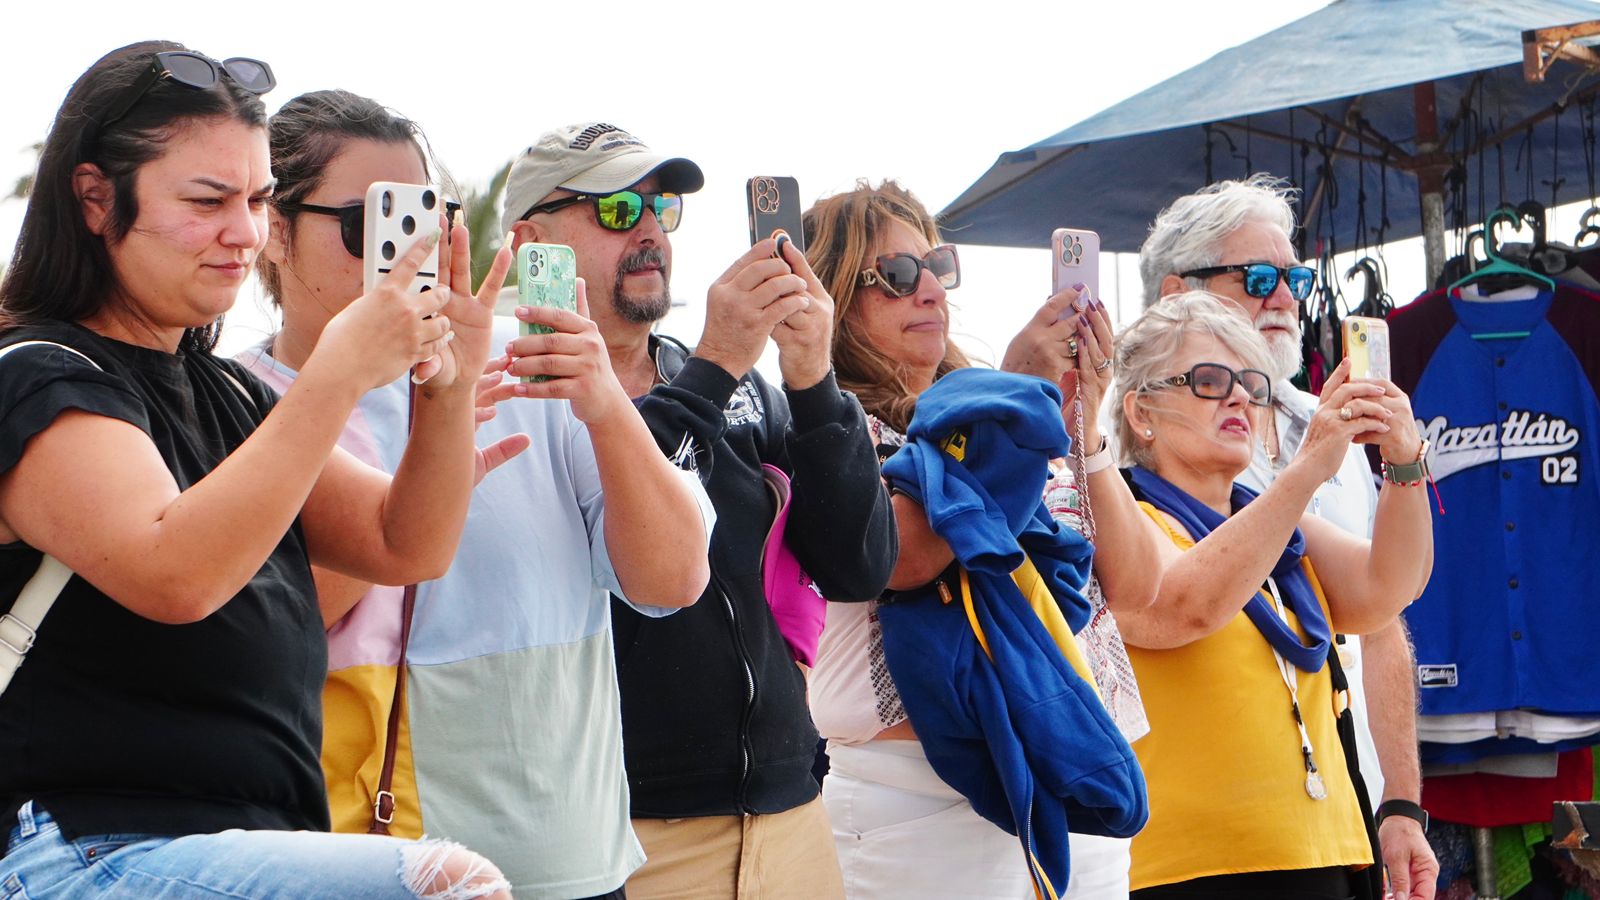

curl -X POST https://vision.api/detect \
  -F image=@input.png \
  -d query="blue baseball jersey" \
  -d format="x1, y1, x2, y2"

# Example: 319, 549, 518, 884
1390, 285, 1600, 716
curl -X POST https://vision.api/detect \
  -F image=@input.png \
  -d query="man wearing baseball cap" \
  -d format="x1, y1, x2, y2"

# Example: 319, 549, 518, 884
503, 124, 895, 898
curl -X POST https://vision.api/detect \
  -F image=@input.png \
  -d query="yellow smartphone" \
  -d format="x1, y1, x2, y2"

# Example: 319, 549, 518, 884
1342, 316, 1390, 380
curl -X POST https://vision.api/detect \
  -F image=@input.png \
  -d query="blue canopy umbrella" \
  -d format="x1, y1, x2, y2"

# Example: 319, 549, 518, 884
941, 0, 1600, 281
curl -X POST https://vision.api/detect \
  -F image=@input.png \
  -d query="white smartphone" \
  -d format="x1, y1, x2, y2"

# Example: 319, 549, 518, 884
363, 181, 443, 296
1052, 227, 1100, 306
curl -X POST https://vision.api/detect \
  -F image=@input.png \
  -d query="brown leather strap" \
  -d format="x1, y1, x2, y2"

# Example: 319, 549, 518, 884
369, 380, 420, 835
368, 581, 416, 835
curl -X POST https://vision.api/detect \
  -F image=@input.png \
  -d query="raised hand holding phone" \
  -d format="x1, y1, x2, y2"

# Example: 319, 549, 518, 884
696, 240, 809, 381
494, 278, 634, 427
770, 235, 835, 391
312, 229, 453, 393
516, 243, 579, 383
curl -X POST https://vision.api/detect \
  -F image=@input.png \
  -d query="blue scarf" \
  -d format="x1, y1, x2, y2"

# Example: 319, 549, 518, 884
1129, 466, 1330, 672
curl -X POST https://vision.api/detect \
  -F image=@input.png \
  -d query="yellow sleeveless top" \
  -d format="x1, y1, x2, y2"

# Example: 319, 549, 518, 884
1127, 502, 1372, 890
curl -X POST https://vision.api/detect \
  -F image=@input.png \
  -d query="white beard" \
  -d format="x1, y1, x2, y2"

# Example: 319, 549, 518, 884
1263, 328, 1303, 381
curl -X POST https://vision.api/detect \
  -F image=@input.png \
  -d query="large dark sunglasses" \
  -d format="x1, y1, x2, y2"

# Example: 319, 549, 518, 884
1145, 362, 1273, 407
858, 245, 961, 297
1182, 263, 1316, 302
98, 51, 276, 136
277, 198, 463, 259
519, 190, 683, 233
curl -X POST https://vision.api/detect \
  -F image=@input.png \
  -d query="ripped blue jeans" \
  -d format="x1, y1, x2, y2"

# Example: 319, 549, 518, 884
0, 801, 508, 899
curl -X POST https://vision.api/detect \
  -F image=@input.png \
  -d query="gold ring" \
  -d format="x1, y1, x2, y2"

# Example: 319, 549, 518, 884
1339, 406, 1353, 421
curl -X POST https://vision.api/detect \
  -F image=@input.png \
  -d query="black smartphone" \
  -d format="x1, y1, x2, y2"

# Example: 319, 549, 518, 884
746, 176, 806, 254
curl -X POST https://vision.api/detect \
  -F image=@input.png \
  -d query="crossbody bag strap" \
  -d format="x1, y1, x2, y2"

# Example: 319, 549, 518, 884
1325, 636, 1384, 900
0, 556, 73, 695
0, 341, 105, 700
368, 379, 421, 835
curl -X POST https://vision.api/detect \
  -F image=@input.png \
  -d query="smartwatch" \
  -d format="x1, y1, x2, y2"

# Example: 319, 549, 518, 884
1375, 798, 1429, 831
1381, 439, 1431, 486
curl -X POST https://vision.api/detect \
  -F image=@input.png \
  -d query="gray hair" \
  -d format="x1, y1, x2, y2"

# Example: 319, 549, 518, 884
1138, 174, 1299, 309
1111, 290, 1277, 468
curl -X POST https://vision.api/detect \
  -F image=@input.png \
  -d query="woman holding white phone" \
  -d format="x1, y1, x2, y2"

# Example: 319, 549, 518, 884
0, 42, 515, 898
802, 180, 1162, 899
246, 88, 710, 900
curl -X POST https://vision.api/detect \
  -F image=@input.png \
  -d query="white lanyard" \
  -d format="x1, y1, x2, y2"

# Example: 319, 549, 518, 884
1264, 576, 1328, 801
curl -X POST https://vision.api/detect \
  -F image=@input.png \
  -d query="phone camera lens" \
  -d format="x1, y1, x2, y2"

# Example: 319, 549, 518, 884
1359, 333, 1368, 344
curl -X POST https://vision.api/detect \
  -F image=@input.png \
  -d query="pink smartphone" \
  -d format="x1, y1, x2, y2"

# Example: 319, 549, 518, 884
1052, 227, 1100, 307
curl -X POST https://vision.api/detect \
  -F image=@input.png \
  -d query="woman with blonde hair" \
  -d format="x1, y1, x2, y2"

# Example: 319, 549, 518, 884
804, 180, 1159, 899
1110, 291, 1431, 899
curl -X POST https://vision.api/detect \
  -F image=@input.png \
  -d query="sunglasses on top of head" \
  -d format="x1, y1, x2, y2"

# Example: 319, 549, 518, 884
95, 51, 276, 139
519, 190, 684, 233
858, 245, 961, 297
1145, 362, 1273, 407
277, 198, 464, 259
1181, 263, 1316, 302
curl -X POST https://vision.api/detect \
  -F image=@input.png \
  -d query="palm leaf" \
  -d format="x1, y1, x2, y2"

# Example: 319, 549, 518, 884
465, 158, 515, 293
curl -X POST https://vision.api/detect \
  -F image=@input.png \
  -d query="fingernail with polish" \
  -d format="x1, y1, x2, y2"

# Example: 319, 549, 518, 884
503, 231, 516, 248
425, 230, 442, 248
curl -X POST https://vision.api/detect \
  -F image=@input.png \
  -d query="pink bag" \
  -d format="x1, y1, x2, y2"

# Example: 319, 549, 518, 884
760, 464, 826, 666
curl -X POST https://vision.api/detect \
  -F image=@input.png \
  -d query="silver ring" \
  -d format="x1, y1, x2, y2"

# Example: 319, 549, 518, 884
1067, 338, 1079, 357
1094, 359, 1113, 373
1339, 406, 1353, 421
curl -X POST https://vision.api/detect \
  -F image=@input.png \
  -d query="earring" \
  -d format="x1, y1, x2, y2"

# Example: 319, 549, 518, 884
1144, 429, 1154, 439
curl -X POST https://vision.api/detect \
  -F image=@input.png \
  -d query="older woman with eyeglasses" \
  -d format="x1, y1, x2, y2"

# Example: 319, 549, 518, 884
1110, 291, 1432, 900
803, 180, 1161, 899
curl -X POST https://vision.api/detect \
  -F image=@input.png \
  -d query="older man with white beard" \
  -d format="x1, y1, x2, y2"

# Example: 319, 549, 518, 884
1139, 175, 1439, 900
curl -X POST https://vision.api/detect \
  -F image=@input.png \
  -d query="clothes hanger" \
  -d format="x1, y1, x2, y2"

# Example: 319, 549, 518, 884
1451, 206, 1555, 293
1344, 256, 1393, 319
1515, 200, 1578, 277
1575, 207, 1600, 250
1451, 207, 1551, 339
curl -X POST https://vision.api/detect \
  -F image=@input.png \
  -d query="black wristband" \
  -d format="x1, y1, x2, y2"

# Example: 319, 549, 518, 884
1375, 798, 1429, 831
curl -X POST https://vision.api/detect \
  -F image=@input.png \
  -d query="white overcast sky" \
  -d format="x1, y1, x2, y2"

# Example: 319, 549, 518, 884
2, 0, 1401, 365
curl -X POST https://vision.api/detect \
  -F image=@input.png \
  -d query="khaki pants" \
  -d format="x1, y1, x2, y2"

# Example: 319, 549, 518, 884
628, 796, 844, 899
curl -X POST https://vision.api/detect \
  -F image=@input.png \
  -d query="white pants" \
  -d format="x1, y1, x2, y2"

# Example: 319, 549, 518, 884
823, 739, 1130, 899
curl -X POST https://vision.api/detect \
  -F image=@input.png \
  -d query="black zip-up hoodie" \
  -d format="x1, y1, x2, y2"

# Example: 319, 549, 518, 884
611, 335, 897, 817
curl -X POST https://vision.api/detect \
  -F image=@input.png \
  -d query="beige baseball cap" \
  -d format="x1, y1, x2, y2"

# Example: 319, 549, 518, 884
500, 123, 705, 234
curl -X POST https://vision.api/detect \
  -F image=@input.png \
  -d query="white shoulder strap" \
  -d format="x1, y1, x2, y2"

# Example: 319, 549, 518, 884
0, 339, 100, 697
0, 556, 73, 694
0, 339, 100, 368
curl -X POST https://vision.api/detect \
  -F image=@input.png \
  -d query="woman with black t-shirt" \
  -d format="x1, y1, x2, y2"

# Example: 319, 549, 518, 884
0, 42, 514, 899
